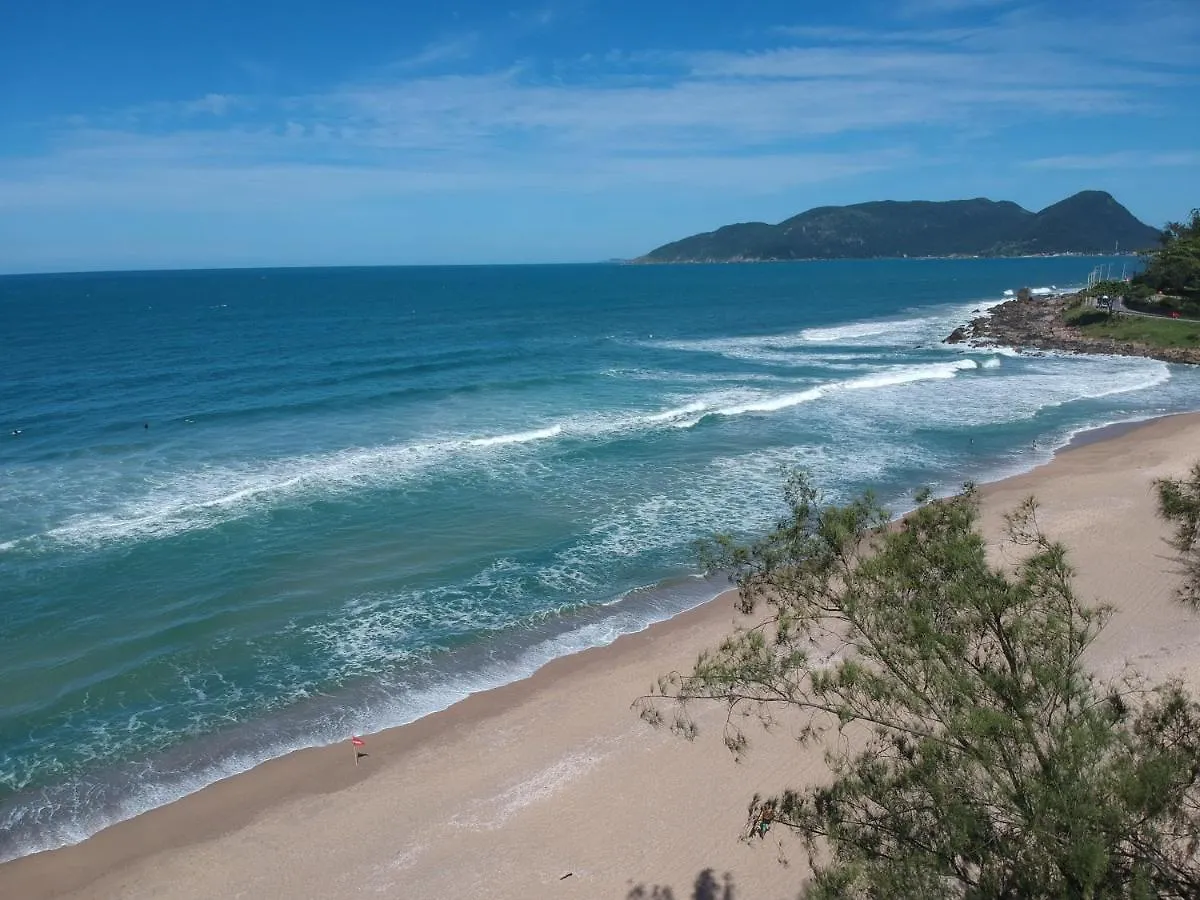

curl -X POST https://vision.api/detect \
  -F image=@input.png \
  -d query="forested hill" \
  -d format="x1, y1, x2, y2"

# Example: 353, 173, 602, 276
638, 191, 1161, 263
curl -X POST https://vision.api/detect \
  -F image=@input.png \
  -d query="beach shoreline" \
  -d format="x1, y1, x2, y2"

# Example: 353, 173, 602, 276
6, 410, 1200, 899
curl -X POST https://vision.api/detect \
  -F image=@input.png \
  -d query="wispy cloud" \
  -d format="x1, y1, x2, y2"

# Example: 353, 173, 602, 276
182, 93, 234, 116
771, 24, 977, 44
898, 0, 1022, 16
390, 34, 480, 71
1025, 151, 1200, 170
509, 6, 557, 28
0, 0, 1195, 215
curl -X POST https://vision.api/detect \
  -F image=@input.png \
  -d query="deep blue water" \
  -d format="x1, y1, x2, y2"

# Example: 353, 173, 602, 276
2, 259, 1196, 860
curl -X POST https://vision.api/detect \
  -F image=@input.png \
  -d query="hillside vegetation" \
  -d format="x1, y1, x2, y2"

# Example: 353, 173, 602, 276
1133, 208, 1200, 309
639, 191, 1160, 263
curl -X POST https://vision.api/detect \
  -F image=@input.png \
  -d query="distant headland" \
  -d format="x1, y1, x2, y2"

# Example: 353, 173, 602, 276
635, 190, 1161, 264
944, 205, 1200, 365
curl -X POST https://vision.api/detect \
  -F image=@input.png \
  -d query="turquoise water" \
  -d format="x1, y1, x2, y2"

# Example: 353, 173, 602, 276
2, 259, 1197, 860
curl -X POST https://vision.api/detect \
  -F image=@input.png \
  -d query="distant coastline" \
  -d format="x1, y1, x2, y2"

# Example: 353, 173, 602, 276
638, 191, 1160, 264
624, 251, 1144, 265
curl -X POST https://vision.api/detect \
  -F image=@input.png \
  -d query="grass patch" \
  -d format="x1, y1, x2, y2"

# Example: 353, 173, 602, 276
1063, 308, 1200, 348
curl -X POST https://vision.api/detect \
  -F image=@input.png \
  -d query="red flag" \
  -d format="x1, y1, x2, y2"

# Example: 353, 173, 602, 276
351, 736, 365, 746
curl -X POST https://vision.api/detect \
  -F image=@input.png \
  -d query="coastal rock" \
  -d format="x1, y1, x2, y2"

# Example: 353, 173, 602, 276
943, 294, 1200, 366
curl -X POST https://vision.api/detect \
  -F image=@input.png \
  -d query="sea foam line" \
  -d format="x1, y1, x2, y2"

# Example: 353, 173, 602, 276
2, 355, 993, 554
0, 396, 744, 554
647, 295, 1018, 363
687, 358, 981, 422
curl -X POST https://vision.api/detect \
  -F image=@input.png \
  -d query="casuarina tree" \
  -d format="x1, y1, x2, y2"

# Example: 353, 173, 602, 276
1157, 462, 1200, 608
639, 476, 1200, 898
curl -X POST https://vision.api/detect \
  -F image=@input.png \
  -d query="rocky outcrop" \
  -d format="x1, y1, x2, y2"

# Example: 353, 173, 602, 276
943, 295, 1200, 365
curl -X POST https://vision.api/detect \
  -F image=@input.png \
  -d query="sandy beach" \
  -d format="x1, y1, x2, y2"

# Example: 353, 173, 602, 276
5, 412, 1200, 900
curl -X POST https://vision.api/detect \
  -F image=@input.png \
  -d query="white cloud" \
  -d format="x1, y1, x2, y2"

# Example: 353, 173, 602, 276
0, 149, 910, 212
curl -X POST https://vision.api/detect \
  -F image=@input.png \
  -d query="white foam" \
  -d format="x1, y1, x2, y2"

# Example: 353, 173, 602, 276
842, 354, 1174, 432
644, 295, 1025, 367
546, 432, 945, 579
710, 387, 823, 417
467, 425, 562, 447
605, 368, 790, 384
1, 394, 769, 553
844, 358, 978, 389
797, 320, 918, 342
706, 359, 978, 419
3, 429, 549, 552
642, 401, 708, 423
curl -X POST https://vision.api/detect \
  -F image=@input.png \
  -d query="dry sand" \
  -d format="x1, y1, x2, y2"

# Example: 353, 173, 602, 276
5, 412, 1200, 900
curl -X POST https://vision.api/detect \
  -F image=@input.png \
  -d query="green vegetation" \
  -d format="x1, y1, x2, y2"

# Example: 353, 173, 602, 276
1157, 463, 1200, 607
1064, 307, 1200, 348
1133, 209, 1200, 309
1084, 279, 1153, 302
639, 191, 1161, 263
1063, 306, 1111, 326
641, 476, 1200, 898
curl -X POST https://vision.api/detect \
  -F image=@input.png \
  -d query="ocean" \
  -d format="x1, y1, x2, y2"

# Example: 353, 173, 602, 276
2, 258, 1197, 861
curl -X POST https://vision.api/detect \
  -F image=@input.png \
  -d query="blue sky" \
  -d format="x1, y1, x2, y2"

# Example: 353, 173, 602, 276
1, 0, 1197, 273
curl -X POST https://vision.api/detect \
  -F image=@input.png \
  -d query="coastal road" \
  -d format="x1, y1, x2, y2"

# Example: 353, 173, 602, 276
1095, 296, 1197, 322
1113, 297, 1160, 318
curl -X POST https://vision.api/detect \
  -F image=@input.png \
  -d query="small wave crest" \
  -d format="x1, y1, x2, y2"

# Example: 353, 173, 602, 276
0, 396, 756, 554
797, 320, 910, 343
642, 401, 708, 423
647, 296, 1014, 362
690, 359, 979, 422
467, 425, 562, 447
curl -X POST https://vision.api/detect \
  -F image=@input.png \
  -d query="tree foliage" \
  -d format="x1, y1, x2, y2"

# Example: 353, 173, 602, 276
1156, 462, 1200, 607
1135, 209, 1200, 304
640, 477, 1200, 898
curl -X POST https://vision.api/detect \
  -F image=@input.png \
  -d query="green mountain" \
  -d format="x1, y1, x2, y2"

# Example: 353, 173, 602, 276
638, 191, 1161, 263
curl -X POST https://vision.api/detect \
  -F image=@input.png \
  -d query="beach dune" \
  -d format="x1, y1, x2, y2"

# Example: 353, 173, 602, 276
5, 414, 1200, 900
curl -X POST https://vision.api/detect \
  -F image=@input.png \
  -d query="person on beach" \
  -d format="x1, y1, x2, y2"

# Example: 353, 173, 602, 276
748, 800, 776, 839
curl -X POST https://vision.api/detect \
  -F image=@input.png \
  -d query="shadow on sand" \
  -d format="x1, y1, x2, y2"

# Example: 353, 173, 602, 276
626, 868, 735, 900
